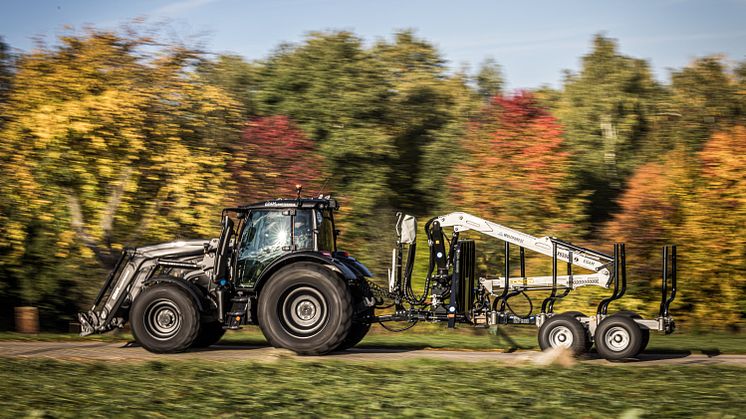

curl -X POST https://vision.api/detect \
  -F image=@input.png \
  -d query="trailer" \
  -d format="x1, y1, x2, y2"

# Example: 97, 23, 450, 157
79, 191, 676, 360
381, 212, 676, 360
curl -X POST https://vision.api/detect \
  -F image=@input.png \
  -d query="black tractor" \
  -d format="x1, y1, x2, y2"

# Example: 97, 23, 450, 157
79, 195, 376, 354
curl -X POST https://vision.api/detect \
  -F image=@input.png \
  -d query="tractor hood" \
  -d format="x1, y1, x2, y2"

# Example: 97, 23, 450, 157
136, 239, 210, 259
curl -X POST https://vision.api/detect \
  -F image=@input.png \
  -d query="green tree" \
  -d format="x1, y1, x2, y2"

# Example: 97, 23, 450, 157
251, 30, 473, 273
556, 35, 664, 225
0, 37, 14, 126
475, 57, 503, 100
670, 56, 743, 150
199, 54, 259, 118
0, 29, 242, 320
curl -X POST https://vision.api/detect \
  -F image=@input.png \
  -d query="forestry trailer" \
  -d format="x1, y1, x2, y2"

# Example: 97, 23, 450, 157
79, 192, 677, 360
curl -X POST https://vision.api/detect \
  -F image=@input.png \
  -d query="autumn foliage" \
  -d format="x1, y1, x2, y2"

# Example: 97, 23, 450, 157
230, 115, 324, 203
451, 92, 585, 236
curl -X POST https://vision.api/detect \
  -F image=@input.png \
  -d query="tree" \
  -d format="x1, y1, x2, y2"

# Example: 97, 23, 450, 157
0, 37, 14, 126
602, 150, 693, 315
670, 56, 743, 150
251, 30, 473, 274
199, 54, 259, 118
556, 35, 664, 225
451, 92, 587, 271
475, 57, 503, 100
229, 115, 324, 203
679, 126, 746, 326
0, 28, 242, 317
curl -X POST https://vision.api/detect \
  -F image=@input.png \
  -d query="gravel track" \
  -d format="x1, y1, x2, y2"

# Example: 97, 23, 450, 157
1, 341, 745, 366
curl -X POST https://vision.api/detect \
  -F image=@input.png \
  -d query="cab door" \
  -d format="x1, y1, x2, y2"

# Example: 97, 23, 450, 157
235, 210, 292, 288
235, 209, 317, 288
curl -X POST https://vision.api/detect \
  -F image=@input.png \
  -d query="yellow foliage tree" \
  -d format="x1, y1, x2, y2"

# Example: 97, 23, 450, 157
678, 126, 746, 327
0, 29, 242, 308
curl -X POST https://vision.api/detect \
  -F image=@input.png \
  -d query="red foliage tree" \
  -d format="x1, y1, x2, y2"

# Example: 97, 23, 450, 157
229, 115, 325, 203
451, 92, 586, 236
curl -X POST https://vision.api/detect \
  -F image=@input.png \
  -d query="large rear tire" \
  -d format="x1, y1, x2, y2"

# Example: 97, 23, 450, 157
538, 313, 589, 356
335, 307, 373, 351
130, 283, 200, 353
258, 263, 352, 355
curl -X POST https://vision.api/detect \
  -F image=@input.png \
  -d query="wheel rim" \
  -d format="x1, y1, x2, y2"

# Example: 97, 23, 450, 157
144, 298, 182, 341
279, 286, 328, 338
604, 326, 631, 352
548, 325, 574, 348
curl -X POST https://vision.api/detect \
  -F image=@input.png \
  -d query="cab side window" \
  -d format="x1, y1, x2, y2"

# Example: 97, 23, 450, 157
294, 210, 314, 251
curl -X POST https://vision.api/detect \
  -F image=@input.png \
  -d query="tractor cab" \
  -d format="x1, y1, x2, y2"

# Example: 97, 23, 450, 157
214, 197, 340, 289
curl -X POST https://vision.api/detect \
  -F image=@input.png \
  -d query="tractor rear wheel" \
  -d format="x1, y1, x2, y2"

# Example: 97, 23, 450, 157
258, 263, 352, 355
130, 283, 201, 353
335, 307, 374, 351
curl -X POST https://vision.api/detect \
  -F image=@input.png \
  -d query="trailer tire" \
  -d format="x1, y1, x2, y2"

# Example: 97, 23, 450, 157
335, 307, 373, 351
595, 315, 643, 360
538, 313, 589, 355
130, 283, 201, 353
611, 311, 650, 353
192, 320, 226, 348
258, 262, 352, 355
561, 311, 593, 352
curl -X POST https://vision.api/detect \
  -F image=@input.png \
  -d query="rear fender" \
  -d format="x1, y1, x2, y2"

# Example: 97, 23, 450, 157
253, 252, 359, 293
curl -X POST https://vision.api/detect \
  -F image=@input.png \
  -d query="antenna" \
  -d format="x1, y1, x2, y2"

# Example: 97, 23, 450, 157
316, 177, 331, 198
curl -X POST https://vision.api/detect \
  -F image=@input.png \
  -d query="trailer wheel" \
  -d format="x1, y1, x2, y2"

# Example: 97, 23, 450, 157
538, 313, 589, 355
561, 311, 593, 352
130, 283, 201, 353
192, 320, 226, 348
258, 262, 352, 355
611, 311, 650, 354
335, 307, 374, 351
595, 315, 643, 360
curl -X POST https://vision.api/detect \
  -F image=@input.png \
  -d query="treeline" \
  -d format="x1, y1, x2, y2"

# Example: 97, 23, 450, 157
0, 28, 744, 329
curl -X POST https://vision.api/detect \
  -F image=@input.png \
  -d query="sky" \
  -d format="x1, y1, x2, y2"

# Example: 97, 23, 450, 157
1, 0, 745, 89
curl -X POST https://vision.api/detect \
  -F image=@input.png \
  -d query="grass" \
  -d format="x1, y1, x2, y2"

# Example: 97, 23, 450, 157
2, 323, 746, 354
0, 358, 743, 418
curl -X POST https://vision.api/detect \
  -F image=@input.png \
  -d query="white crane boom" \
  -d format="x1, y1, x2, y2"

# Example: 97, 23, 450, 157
434, 212, 613, 290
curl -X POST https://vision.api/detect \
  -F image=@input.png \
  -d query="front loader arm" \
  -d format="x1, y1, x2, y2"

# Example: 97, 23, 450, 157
78, 240, 210, 336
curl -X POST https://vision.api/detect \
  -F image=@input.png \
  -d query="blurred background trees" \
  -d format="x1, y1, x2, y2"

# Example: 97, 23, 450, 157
0, 27, 745, 330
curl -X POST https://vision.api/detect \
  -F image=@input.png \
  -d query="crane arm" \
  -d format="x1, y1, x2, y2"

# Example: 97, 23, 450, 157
434, 212, 612, 286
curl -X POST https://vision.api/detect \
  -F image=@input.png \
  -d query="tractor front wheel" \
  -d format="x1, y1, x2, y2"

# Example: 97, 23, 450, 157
130, 283, 201, 353
192, 320, 226, 348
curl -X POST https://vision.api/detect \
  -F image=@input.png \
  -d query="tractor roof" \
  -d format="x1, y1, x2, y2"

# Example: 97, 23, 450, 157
224, 197, 339, 213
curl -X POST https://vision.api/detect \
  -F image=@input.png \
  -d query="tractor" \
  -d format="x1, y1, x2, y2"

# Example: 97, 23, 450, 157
80, 192, 676, 360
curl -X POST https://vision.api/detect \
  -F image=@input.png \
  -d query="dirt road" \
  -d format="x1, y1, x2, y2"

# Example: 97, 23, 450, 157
1, 341, 745, 365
